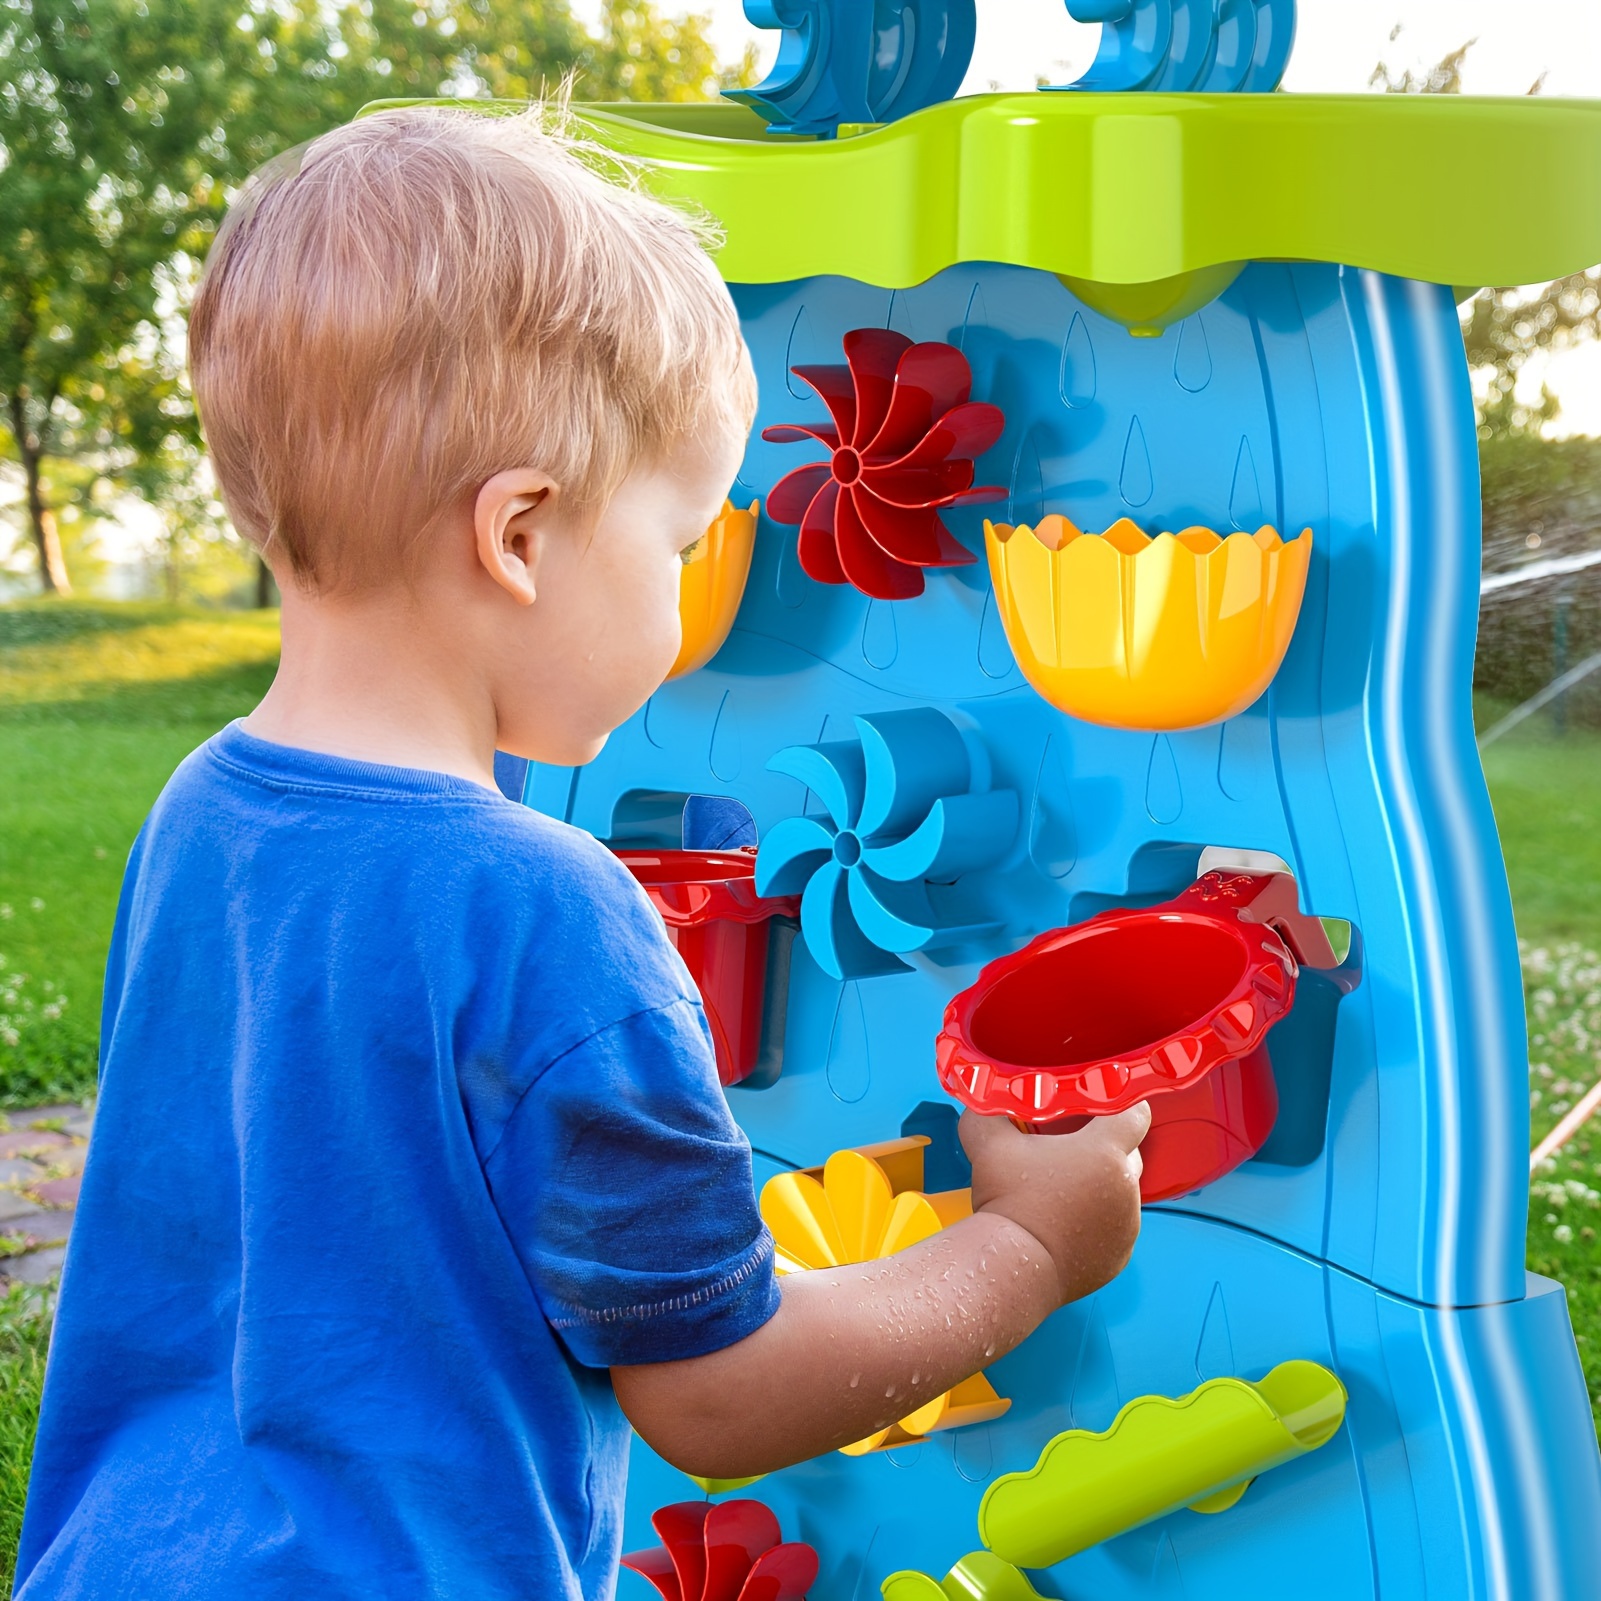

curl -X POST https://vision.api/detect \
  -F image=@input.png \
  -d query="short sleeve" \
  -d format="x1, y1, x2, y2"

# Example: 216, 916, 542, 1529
483, 998, 780, 1369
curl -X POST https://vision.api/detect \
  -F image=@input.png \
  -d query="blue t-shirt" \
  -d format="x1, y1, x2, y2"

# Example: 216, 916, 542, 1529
16, 724, 780, 1601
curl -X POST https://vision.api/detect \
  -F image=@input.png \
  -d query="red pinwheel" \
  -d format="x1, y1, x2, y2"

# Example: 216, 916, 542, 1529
763, 328, 1006, 601
621, 1500, 818, 1601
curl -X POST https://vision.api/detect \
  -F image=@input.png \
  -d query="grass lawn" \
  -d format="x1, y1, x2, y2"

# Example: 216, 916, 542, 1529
0, 601, 1597, 1590
0, 602, 281, 1106
0, 1289, 50, 1595
1480, 714, 1601, 950
1476, 709, 1601, 1427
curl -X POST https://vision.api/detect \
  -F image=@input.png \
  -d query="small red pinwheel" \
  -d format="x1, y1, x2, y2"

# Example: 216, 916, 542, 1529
763, 328, 1007, 600
621, 1500, 818, 1601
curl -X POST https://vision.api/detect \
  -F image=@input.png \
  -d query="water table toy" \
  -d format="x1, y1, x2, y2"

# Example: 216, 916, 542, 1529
370, 2, 1601, 1592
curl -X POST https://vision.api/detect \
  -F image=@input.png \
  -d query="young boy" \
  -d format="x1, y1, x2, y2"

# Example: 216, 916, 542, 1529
15, 108, 1148, 1599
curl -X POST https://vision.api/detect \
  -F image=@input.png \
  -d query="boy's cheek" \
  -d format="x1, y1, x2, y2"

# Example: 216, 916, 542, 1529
639, 581, 686, 687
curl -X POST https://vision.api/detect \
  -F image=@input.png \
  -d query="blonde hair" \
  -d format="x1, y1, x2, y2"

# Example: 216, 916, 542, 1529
190, 105, 755, 593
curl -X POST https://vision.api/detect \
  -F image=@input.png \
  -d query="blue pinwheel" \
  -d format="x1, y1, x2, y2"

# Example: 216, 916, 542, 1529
755, 709, 1019, 980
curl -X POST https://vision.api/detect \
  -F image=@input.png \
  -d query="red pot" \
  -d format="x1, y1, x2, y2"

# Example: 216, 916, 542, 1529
617, 850, 799, 1088
935, 872, 1324, 1201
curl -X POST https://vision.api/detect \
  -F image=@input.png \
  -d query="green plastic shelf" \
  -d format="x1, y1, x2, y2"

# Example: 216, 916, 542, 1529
364, 92, 1601, 291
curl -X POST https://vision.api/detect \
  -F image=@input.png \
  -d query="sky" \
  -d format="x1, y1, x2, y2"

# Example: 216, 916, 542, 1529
570, 0, 1601, 433
633, 0, 1601, 101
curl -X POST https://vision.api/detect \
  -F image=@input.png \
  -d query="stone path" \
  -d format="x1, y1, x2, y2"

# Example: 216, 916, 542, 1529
0, 1103, 93, 1289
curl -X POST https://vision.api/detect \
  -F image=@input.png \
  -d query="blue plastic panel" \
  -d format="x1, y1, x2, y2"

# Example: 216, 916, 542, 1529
620, 1217, 1601, 1598
523, 260, 1601, 1597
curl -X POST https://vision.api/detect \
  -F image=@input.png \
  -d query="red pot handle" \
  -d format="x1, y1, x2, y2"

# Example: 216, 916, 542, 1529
1175, 870, 1336, 968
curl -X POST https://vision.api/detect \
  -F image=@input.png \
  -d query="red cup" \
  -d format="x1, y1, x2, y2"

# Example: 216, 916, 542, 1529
617, 850, 799, 1088
935, 872, 1324, 1201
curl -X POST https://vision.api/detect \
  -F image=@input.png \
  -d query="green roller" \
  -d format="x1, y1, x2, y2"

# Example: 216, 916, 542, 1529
881, 1550, 1048, 1601
978, 1360, 1349, 1569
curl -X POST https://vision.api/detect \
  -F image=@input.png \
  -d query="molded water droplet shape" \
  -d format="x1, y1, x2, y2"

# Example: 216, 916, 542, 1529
671, 500, 759, 679
977, 587, 1016, 679
1028, 735, 1078, 880
863, 600, 900, 669
1173, 313, 1213, 393
983, 514, 1313, 731
936, 872, 1328, 1201
1229, 436, 1267, 530
978, 1359, 1347, 1568
1058, 312, 1097, 408
709, 692, 743, 783
760, 1137, 1010, 1454
1144, 734, 1182, 824
1118, 416, 1155, 506
825, 979, 871, 1103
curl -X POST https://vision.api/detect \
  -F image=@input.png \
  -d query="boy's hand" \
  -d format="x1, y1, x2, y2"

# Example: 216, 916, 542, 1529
614, 1102, 1151, 1480
961, 1104, 1149, 1308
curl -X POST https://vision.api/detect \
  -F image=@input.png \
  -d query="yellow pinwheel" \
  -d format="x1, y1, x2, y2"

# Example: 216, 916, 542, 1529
760, 1136, 1011, 1456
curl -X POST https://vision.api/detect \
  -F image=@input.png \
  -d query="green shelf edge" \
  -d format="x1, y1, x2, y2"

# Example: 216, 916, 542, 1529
359, 93, 1601, 290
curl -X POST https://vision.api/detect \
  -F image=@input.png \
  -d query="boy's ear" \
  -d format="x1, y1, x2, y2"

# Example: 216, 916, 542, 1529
474, 469, 563, 606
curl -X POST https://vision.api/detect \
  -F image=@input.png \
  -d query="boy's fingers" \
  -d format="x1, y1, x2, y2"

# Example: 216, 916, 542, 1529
958, 1106, 1017, 1161
1099, 1101, 1153, 1153
959, 1103, 1151, 1159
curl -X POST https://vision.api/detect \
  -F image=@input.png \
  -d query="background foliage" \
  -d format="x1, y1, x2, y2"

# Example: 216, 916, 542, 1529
0, 0, 741, 600
1477, 435, 1601, 728
0, 1285, 50, 1598
4, 17, 1600, 606
0, 20, 1599, 1591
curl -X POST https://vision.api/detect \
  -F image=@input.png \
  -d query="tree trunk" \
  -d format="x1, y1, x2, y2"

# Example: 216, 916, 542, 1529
7, 393, 71, 596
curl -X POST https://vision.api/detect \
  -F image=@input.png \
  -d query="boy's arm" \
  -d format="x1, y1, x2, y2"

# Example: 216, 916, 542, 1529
612, 1106, 1148, 1479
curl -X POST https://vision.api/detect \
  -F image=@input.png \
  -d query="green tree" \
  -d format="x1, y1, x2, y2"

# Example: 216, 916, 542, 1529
0, 0, 252, 592
1, 0, 732, 599
1369, 32, 1475, 96
1372, 29, 1600, 440
1462, 273, 1601, 440
579, 3, 737, 102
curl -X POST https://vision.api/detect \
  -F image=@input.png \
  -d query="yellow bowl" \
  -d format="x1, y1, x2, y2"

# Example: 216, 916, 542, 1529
983, 515, 1313, 731
670, 499, 759, 680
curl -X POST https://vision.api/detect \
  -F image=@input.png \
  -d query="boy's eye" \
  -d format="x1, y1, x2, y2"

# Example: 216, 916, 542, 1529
680, 535, 706, 565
